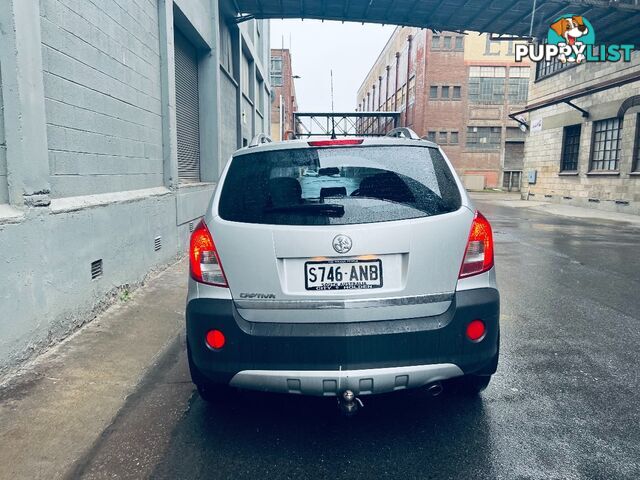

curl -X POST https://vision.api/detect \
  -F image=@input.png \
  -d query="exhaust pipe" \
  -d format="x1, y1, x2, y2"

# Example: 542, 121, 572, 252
425, 381, 444, 397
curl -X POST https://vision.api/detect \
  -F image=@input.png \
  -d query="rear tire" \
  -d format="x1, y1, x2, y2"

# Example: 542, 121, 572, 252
196, 380, 233, 403
447, 375, 491, 397
449, 374, 492, 396
187, 343, 234, 404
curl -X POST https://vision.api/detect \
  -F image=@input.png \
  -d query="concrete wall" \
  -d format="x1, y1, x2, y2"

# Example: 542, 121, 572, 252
523, 52, 640, 214
40, 0, 164, 198
220, 71, 239, 165
0, 0, 270, 374
0, 66, 6, 204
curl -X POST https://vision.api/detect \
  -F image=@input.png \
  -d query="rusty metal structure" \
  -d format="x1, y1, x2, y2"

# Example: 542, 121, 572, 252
293, 111, 402, 137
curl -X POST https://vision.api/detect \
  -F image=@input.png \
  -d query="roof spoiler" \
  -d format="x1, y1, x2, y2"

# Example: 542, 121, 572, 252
385, 128, 421, 140
249, 133, 273, 148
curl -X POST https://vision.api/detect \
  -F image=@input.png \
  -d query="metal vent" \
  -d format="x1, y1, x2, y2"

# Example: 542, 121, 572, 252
189, 222, 194, 233
91, 259, 103, 280
154, 236, 162, 251
174, 29, 200, 182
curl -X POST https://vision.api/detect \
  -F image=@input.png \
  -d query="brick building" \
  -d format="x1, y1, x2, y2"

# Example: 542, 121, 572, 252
270, 49, 298, 141
520, 53, 640, 215
356, 28, 531, 190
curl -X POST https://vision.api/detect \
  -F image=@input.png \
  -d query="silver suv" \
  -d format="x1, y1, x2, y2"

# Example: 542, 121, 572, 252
186, 131, 499, 404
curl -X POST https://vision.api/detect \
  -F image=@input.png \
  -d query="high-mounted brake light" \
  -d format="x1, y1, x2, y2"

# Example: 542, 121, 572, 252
308, 139, 364, 147
189, 220, 228, 287
459, 211, 494, 279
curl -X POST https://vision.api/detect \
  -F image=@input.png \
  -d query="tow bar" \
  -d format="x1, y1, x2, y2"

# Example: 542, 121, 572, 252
338, 390, 364, 417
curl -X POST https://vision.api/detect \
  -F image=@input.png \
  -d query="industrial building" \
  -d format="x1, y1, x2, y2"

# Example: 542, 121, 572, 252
519, 54, 640, 214
0, 0, 270, 372
270, 48, 299, 141
356, 27, 531, 190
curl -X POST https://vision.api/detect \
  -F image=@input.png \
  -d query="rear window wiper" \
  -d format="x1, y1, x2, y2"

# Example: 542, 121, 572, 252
263, 203, 345, 216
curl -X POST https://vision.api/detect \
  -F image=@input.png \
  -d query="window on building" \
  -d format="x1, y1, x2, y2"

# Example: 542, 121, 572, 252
432, 35, 440, 49
427, 131, 436, 142
439, 131, 448, 144
270, 56, 283, 86
452, 86, 461, 99
634, 114, 640, 172
450, 131, 459, 144
590, 118, 622, 171
441, 86, 450, 99
535, 41, 574, 80
241, 54, 252, 100
560, 125, 581, 172
257, 77, 265, 113
443, 36, 452, 49
508, 66, 530, 103
455, 36, 464, 51
468, 66, 506, 104
429, 85, 438, 99
466, 126, 502, 149
220, 18, 235, 76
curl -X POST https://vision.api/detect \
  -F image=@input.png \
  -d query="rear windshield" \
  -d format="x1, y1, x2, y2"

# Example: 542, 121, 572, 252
218, 145, 462, 226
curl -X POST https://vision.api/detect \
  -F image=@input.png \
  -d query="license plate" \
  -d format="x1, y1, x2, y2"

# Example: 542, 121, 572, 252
304, 259, 383, 291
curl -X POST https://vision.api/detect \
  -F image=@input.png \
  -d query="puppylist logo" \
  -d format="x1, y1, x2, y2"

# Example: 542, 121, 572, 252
515, 14, 634, 64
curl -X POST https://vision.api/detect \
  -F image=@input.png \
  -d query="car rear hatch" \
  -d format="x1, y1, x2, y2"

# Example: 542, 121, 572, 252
210, 140, 474, 323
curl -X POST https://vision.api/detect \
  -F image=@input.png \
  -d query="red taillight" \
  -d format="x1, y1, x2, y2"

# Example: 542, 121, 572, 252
205, 330, 225, 350
189, 220, 228, 287
466, 320, 486, 342
459, 211, 494, 278
308, 138, 364, 147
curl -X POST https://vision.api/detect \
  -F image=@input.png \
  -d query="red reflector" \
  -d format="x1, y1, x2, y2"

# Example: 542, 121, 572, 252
308, 138, 364, 147
459, 211, 494, 279
205, 330, 226, 350
466, 320, 486, 342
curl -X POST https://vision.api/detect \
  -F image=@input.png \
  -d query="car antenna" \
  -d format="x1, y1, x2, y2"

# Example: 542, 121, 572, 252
330, 69, 337, 139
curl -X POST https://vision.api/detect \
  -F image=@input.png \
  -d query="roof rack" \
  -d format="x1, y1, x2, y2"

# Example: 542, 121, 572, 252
385, 127, 421, 140
249, 133, 273, 148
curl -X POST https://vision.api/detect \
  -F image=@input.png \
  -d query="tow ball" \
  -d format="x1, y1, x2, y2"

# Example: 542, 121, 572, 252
338, 390, 364, 416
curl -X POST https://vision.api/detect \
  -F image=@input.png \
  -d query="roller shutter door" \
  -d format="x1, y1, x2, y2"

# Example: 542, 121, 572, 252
504, 142, 524, 171
174, 30, 200, 182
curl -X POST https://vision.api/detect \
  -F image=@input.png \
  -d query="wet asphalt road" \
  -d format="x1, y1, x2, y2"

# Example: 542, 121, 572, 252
70, 201, 640, 480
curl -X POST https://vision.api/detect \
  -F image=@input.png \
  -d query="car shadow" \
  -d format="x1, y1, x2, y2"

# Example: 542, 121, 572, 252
150, 386, 497, 480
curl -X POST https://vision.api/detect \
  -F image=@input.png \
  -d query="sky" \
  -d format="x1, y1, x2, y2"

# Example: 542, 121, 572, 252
270, 20, 396, 112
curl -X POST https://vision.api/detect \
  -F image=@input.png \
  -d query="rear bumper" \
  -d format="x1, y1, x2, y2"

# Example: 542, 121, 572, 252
186, 288, 499, 396
229, 364, 464, 396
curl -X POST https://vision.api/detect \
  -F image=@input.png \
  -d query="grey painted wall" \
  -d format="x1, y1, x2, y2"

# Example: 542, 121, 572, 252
220, 72, 239, 167
0, 0, 271, 374
0, 65, 7, 204
0, 189, 179, 369
40, 0, 164, 198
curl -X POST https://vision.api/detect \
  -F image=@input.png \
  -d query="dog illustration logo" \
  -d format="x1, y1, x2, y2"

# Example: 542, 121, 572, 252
515, 15, 633, 64
548, 15, 595, 64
